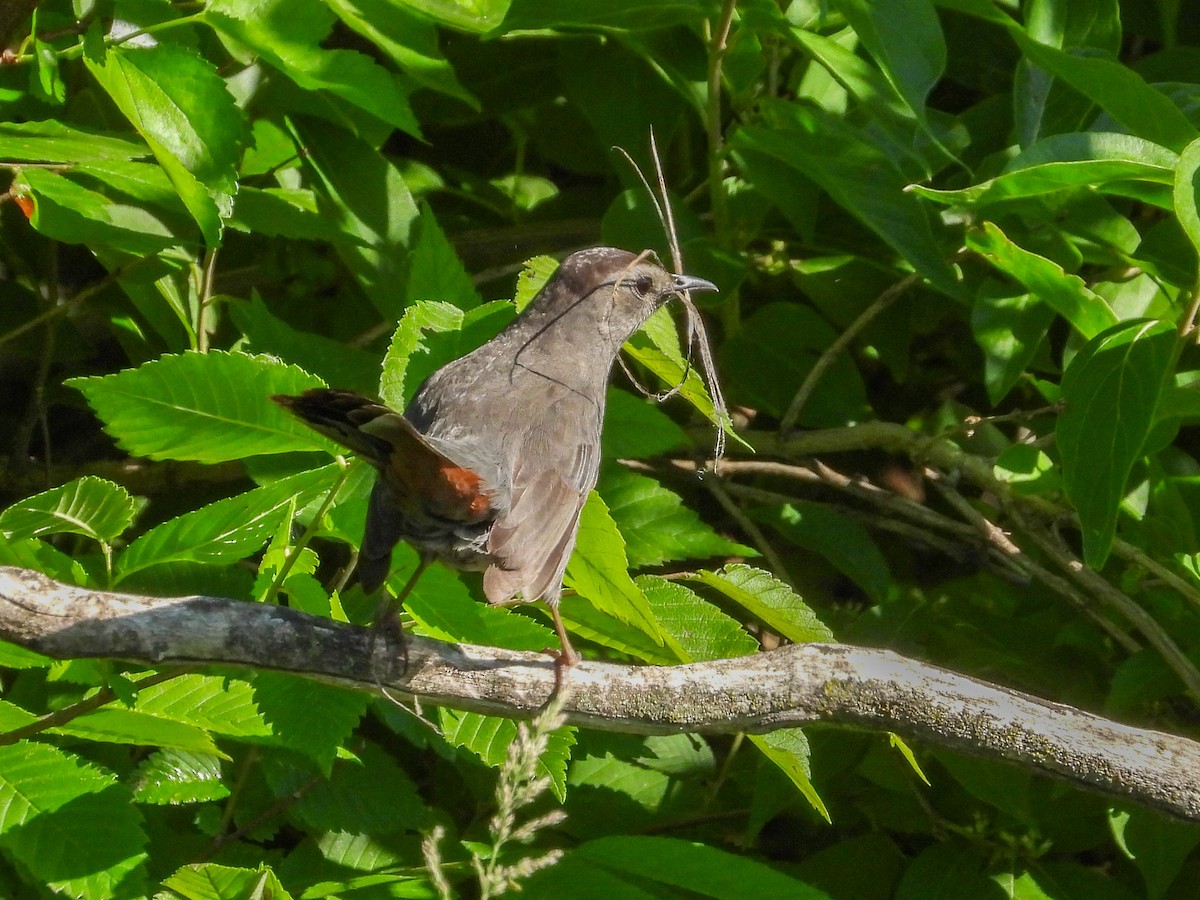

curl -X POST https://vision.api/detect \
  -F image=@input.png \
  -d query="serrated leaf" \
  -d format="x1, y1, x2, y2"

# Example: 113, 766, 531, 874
751, 729, 830, 822
565, 492, 668, 647
380, 298, 514, 409
439, 708, 577, 801
231, 296, 381, 394
1059, 319, 1178, 567
0, 476, 136, 545
161, 863, 292, 900
67, 350, 327, 462
86, 44, 242, 245
967, 221, 1118, 339
637, 575, 758, 662
687, 564, 834, 644
51, 708, 222, 756
117, 465, 340, 578
133, 673, 271, 739
401, 554, 554, 651
132, 749, 229, 805
0, 742, 114, 834
251, 673, 367, 773
0, 785, 148, 900
602, 467, 752, 567
266, 741, 431, 834
513, 255, 559, 311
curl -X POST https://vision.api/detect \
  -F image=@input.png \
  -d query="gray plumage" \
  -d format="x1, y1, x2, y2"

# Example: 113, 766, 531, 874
274, 246, 718, 659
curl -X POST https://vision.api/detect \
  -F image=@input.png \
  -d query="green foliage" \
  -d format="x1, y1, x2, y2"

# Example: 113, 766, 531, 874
3, 0, 1200, 897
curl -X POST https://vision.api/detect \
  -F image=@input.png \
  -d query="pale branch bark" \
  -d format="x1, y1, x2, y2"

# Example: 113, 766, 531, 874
2, 565, 1199, 822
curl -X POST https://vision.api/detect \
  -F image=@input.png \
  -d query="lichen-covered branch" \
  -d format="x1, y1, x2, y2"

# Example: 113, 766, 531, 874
2, 565, 1198, 822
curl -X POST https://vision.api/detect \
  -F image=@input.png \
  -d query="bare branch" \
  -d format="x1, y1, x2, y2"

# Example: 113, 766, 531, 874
1, 566, 1198, 821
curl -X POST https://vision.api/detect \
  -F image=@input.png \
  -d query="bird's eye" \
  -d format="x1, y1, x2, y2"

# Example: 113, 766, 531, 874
632, 274, 654, 298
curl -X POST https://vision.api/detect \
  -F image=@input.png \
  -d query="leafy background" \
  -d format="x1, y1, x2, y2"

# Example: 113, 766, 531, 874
3, 0, 1200, 897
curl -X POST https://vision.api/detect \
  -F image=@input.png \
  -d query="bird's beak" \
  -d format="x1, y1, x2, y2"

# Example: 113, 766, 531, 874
671, 273, 719, 295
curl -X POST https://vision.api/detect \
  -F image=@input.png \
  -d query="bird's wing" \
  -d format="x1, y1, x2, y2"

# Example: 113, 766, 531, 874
482, 404, 599, 605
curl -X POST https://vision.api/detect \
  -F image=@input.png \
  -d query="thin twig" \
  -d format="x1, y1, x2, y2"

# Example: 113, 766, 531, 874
779, 271, 920, 435
0, 668, 185, 745
704, 475, 795, 586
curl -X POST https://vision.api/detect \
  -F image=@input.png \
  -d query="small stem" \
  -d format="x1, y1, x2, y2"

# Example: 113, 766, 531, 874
779, 271, 920, 436
196, 247, 219, 353
0, 258, 149, 349
705, 0, 737, 237
0, 668, 184, 745
260, 460, 351, 606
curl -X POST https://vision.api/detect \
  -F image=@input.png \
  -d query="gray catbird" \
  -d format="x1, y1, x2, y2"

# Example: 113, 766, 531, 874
274, 246, 718, 666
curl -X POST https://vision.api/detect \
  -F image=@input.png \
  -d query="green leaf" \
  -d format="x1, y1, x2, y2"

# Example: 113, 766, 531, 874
1173, 136, 1200, 274
1058, 319, 1178, 567
765, 501, 892, 604
0, 476, 136, 545
1108, 806, 1200, 899
637, 576, 759, 662
601, 388, 688, 459
732, 100, 960, 297
131, 749, 229, 805
66, 350, 327, 463
1010, 32, 1198, 153
572, 835, 830, 898
602, 467, 752, 567
750, 730, 830, 822
501, 0, 710, 30
910, 133, 1179, 208
405, 204, 481, 309
438, 709, 577, 801
721, 302, 871, 425
86, 44, 243, 245
251, 673, 368, 773
686, 564, 834, 644
117, 465, 339, 578
513, 254, 559, 311
205, 0, 421, 137
231, 296, 381, 394
0, 785, 148, 900
50, 708, 222, 756
970, 285, 1056, 405
831, 0, 946, 147
565, 492, 669, 648
324, 0, 477, 104
132, 673, 271, 739
266, 741, 431, 834
380, 299, 514, 408
289, 118, 419, 318
0, 120, 148, 162
405, 569, 555, 651
161, 863, 293, 900
13, 168, 177, 254
967, 221, 1118, 338
0, 742, 114, 835
228, 187, 345, 241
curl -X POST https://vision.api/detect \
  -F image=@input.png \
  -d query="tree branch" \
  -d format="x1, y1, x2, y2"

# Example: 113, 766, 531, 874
2, 565, 1198, 822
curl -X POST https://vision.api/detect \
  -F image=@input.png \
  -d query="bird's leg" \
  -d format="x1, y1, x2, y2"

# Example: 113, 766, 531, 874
368, 557, 430, 677
546, 601, 581, 692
